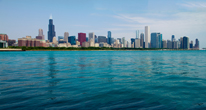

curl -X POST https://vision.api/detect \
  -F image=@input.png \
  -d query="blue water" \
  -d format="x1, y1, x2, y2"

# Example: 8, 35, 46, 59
0, 50, 206, 110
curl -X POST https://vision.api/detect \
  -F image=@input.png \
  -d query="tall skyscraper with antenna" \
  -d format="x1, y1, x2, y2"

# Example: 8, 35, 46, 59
48, 15, 56, 42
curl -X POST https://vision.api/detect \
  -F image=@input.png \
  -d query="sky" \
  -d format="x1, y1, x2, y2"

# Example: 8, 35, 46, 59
0, 0, 206, 48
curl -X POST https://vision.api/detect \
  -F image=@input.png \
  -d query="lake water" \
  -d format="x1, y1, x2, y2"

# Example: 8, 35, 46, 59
0, 50, 206, 110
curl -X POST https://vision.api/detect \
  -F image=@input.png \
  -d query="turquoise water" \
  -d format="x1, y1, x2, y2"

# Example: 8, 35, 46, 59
0, 50, 206, 110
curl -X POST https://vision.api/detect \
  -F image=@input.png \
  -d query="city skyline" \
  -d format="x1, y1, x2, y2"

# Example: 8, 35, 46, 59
0, 0, 205, 48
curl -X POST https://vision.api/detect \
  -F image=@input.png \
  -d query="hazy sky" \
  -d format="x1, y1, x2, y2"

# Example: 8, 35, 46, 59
0, 0, 206, 48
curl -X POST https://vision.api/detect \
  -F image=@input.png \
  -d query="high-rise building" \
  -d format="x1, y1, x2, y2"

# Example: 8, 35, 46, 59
190, 41, 193, 49
159, 34, 162, 48
145, 26, 150, 48
48, 16, 56, 42
117, 38, 122, 44
195, 39, 199, 49
140, 33, 144, 48
95, 35, 98, 43
136, 30, 139, 39
167, 40, 172, 49
151, 33, 160, 48
98, 36, 107, 43
64, 32, 69, 43
180, 37, 183, 49
38, 29, 45, 40
58, 36, 64, 41
122, 37, 125, 47
171, 35, 175, 49
135, 39, 140, 48
183, 36, 189, 49
131, 38, 135, 48
107, 31, 112, 45
162, 40, 167, 48
89, 32, 95, 42
68, 36, 76, 45
78, 33, 86, 46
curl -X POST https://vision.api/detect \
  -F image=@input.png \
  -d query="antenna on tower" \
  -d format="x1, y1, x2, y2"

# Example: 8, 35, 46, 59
50, 14, 52, 19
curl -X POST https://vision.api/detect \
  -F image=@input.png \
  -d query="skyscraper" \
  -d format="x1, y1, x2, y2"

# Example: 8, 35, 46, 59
78, 33, 86, 46
136, 30, 139, 39
183, 36, 189, 49
122, 37, 125, 47
140, 33, 144, 48
159, 34, 162, 48
98, 36, 107, 43
190, 41, 193, 49
145, 26, 150, 48
58, 36, 64, 41
89, 32, 95, 42
64, 32, 69, 43
107, 31, 112, 45
68, 36, 76, 45
48, 16, 56, 42
38, 29, 45, 40
195, 39, 199, 49
151, 33, 160, 48
171, 35, 175, 49
131, 38, 135, 48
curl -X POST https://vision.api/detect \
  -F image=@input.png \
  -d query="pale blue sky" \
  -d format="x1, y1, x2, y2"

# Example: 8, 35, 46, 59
0, 0, 206, 48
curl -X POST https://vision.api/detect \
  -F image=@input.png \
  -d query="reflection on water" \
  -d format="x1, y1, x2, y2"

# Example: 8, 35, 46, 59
0, 51, 206, 109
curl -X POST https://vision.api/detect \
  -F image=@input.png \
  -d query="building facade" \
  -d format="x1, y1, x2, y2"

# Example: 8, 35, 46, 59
0, 34, 8, 42
140, 33, 144, 48
48, 17, 56, 42
145, 26, 150, 48
78, 33, 86, 46
107, 31, 112, 45
183, 36, 189, 49
64, 32, 69, 43
98, 36, 107, 43
68, 36, 76, 45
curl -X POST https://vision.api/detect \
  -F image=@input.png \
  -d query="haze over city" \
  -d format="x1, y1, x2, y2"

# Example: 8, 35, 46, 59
0, 0, 206, 48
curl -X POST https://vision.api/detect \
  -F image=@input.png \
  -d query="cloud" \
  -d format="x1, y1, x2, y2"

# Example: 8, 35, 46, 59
112, 11, 206, 44
180, 2, 206, 8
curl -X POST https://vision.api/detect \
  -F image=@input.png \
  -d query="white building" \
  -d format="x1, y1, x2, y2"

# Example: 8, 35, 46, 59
89, 32, 95, 41
145, 26, 150, 48
135, 39, 140, 48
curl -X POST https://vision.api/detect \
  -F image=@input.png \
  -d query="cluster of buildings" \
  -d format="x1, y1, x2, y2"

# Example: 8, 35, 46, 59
0, 16, 199, 49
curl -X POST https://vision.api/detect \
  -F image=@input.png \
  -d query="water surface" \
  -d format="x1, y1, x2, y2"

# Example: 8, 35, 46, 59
0, 50, 206, 109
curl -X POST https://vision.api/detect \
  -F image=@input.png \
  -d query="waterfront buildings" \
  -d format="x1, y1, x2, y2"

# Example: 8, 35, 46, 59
183, 36, 189, 49
140, 33, 144, 48
0, 34, 8, 42
18, 36, 47, 47
194, 39, 199, 49
58, 36, 64, 41
37, 29, 45, 40
167, 40, 172, 49
89, 32, 95, 42
98, 36, 107, 43
162, 40, 167, 48
78, 33, 86, 46
64, 32, 69, 43
145, 26, 150, 48
190, 41, 193, 49
135, 39, 140, 48
8, 39, 16, 46
48, 16, 56, 42
151, 33, 161, 48
68, 36, 76, 45
107, 31, 112, 45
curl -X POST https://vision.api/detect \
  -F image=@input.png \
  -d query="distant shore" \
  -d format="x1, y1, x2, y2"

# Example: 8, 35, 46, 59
0, 46, 200, 51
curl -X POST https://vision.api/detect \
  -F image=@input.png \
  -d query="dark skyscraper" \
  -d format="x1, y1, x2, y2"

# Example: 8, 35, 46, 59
194, 39, 199, 49
48, 16, 56, 42
140, 33, 144, 48
151, 33, 160, 48
107, 31, 112, 45
183, 36, 189, 49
